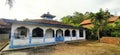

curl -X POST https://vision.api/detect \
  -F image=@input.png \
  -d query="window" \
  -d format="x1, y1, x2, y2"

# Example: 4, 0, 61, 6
72, 30, 76, 37
65, 30, 70, 36
15, 26, 29, 39
56, 29, 63, 37
32, 28, 43, 37
46, 29, 54, 38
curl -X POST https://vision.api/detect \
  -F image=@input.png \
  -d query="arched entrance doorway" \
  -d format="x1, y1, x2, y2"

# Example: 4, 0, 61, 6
56, 29, 64, 42
15, 26, 29, 39
46, 29, 54, 38
72, 30, 76, 37
32, 28, 43, 37
56, 29, 63, 37
65, 29, 70, 37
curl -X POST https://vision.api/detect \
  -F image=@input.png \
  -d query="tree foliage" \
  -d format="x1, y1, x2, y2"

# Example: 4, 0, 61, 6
111, 21, 120, 37
61, 9, 112, 40
61, 12, 92, 27
90, 9, 111, 40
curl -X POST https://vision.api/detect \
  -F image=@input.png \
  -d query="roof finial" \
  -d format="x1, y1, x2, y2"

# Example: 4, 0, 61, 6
41, 11, 56, 20
47, 9, 49, 14
47, 12, 50, 14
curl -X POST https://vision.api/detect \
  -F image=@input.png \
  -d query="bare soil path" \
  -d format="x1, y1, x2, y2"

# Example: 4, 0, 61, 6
0, 40, 8, 51
2, 41, 120, 55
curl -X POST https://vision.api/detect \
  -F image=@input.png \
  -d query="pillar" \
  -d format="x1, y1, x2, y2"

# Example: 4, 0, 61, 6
9, 25, 15, 48
54, 29, 57, 42
29, 29, 33, 45
63, 29, 65, 37
83, 29, 86, 39
9, 33, 14, 48
70, 30, 72, 40
62, 29, 65, 42
54, 29, 57, 37
43, 29, 46, 43
76, 29, 79, 39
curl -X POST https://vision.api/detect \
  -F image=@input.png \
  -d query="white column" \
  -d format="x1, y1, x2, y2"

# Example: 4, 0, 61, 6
9, 25, 15, 48
54, 29, 57, 38
70, 29, 72, 40
29, 28, 33, 45
10, 33, 14, 48
43, 28, 46, 43
83, 29, 86, 39
76, 29, 79, 39
62, 29, 65, 42
63, 29, 65, 37
54, 29, 57, 42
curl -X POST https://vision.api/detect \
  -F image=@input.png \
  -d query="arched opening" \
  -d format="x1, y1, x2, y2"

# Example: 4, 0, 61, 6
72, 30, 76, 37
32, 28, 43, 37
56, 29, 63, 37
65, 29, 70, 37
46, 29, 54, 38
15, 26, 29, 39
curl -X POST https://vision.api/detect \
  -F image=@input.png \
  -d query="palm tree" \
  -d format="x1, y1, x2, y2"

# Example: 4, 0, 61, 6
91, 9, 111, 41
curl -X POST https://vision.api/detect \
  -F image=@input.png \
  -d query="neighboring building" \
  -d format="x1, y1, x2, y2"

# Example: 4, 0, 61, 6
0, 19, 11, 40
2, 12, 86, 49
80, 16, 120, 29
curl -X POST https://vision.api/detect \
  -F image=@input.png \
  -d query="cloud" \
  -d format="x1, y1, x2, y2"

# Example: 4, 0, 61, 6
0, 0, 120, 20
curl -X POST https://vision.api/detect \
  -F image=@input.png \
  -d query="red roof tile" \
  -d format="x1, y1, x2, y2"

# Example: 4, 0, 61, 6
108, 16, 120, 22
80, 19, 91, 25
80, 16, 120, 25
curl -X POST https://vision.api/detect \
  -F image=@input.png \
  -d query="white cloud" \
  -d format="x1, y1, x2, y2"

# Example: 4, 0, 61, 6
0, 0, 120, 20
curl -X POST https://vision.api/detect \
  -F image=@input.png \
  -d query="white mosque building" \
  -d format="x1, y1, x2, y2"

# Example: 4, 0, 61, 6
6, 12, 86, 49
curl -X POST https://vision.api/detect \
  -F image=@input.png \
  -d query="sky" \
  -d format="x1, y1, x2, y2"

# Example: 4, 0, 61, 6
0, 0, 120, 21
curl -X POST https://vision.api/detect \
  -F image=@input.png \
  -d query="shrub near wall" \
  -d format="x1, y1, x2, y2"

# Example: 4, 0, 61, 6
100, 37, 120, 44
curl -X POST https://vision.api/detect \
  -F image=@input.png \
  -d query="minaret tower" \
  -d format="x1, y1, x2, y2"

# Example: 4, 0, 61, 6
41, 12, 56, 20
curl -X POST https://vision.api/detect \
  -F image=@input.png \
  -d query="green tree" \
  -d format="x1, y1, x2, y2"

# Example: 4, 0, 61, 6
111, 20, 120, 37
91, 9, 111, 40
61, 15, 73, 25
84, 12, 95, 19
61, 12, 85, 27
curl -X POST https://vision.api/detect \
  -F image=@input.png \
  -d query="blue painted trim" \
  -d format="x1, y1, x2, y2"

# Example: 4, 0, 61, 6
9, 42, 57, 49
43, 34, 45, 43
54, 34, 56, 42
29, 34, 32, 44
55, 36, 64, 42
9, 33, 14, 48
71, 34, 72, 40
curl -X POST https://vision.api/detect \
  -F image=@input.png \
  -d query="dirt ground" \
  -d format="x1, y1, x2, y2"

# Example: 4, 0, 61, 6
0, 40, 8, 51
1, 41, 120, 55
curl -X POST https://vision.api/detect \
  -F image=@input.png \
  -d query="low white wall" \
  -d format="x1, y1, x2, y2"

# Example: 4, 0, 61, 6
65, 37, 71, 41
31, 37, 44, 44
13, 36, 85, 46
13, 39, 29, 46
72, 37, 77, 40
45, 38, 55, 43
78, 37, 86, 40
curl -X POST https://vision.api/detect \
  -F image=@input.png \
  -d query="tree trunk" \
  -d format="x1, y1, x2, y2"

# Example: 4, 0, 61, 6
116, 35, 118, 38
97, 28, 100, 42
